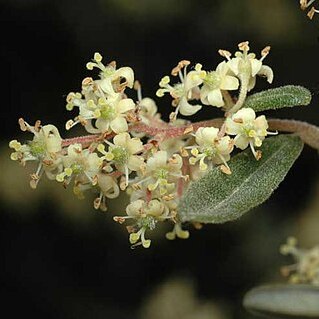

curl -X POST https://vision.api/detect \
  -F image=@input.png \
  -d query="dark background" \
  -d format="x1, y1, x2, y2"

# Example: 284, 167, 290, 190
1, 1, 319, 318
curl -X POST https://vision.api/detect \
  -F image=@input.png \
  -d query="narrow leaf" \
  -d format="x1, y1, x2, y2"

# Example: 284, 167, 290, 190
243, 85, 312, 112
243, 284, 319, 318
179, 135, 303, 223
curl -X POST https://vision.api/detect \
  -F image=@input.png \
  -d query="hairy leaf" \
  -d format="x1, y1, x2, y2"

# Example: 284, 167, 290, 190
243, 85, 312, 112
243, 284, 319, 318
179, 135, 303, 223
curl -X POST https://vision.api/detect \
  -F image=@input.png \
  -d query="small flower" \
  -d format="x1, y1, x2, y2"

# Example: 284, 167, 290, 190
90, 96, 136, 134
188, 127, 233, 173
56, 143, 102, 185
135, 150, 184, 195
114, 199, 169, 248
86, 52, 134, 94
200, 61, 239, 107
219, 41, 273, 92
93, 173, 120, 211
133, 80, 159, 125
156, 61, 205, 120
225, 108, 275, 160
280, 237, 319, 285
98, 133, 144, 187
66, 92, 136, 134
9, 119, 63, 188
65, 52, 136, 133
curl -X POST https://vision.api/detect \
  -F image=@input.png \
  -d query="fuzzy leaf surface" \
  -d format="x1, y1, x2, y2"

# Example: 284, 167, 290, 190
243, 85, 311, 112
179, 135, 303, 223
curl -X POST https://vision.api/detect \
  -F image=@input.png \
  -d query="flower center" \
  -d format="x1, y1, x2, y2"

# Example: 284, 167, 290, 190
29, 139, 46, 157
111, 146, 129, 165
102, 66, 115, 77
154, 168, 169, 180
100, 104, 116, 120
137, 216, 157, 230
202, 146, 217, 157
70, 163, 84, 174
242, 123, 256, 137
172, 83, 185, 98
204, 71, 221, 89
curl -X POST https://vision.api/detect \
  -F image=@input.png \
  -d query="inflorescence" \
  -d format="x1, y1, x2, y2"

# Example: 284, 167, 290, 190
10, 41, 276, 248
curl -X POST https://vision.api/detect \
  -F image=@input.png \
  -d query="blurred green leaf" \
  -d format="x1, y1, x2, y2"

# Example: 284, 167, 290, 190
244, 85, 312, 112
243, 284, 319, 318
179, 135, 303, 223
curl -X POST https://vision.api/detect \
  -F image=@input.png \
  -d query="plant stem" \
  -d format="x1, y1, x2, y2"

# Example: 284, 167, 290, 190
228, 75, 249, 114
268, 119, 319, 150
61, 118, 319, 150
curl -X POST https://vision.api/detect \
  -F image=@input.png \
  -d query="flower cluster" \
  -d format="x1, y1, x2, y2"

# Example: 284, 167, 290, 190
280, 237, 319, 285
9, 42, 276, 248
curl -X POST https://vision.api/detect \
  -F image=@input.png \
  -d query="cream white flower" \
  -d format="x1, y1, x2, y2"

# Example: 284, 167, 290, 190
86, 52, 134, 94
98, 133, 144, 186
225, 108, 274, 159
156, 61, 205, 120
220, 41, 273, 92
66, 92, 136, 134
9, 119, 63, 188
92, 173, 120, 211
88, 96, 135, 134
188, 127, 233, 174
200, 61, 239, 107
134, 150, 184, 195
113, 198, 170, 248
133, 80, 159, 125
138, 97, 158, 124
65, 53, 136, 133
56, 143, 102, 184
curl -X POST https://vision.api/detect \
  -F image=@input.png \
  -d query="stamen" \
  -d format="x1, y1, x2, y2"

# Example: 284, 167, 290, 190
218, 49, 232, 61
307, 6, 319, 19
238, 41, 250, 52
171, 60, 190, 76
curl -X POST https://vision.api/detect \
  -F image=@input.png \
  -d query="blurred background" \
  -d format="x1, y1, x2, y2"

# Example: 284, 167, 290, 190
1, 1, 319, 318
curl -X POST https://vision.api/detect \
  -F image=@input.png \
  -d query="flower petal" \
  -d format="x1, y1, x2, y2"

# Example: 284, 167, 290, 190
258, 65, 274, 84
200, 86, 210, 105
250, 59, 262, 77
113, 132, 130, 147
127, 138, 143, 154
179, 97, 202, 116
114, 67, 134, 88
117, 98, 135, 114
227, 58, 240, 75
110, 116, 128, 134
234, 135, 249, 150
216, 61, 229, 76
234, 108, 256, 122
128, 155, 144, 171
220, 75, 239, 91
225, 118, 241, 135
207, 89, 224, 107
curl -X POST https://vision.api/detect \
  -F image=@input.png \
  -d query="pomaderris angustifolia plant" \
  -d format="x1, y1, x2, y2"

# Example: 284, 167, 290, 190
9, 41, 319, 249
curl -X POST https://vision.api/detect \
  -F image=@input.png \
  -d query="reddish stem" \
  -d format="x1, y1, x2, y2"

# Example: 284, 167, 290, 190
61, 118, 319, 150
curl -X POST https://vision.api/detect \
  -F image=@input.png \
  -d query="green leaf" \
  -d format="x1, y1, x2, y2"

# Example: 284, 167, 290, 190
243, 85, 312, 112
178, 135, 303, 224
243, 284, 319, 318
